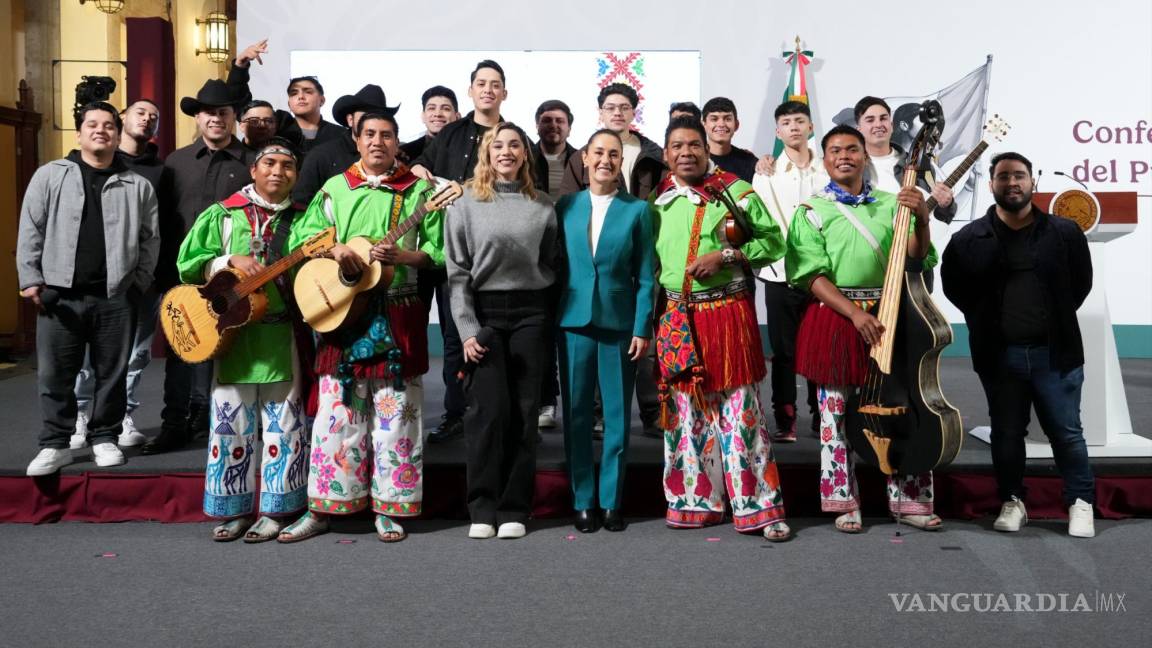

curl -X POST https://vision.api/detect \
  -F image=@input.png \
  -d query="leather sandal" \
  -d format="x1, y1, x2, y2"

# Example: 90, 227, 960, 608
212, 516, 254, 542
242, 516, 284, 544
835, 510, 864, 534
277, 511, 330, 543
375, 514, 408, 543
894, 513, 943, 531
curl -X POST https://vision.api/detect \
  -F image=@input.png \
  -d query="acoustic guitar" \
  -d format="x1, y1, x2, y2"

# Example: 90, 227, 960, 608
159, 227, 337, 363
293, 181, 463, 333
843, 100, 964, 476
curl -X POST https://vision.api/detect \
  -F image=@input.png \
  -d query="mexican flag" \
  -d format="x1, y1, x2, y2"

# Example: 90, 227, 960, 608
772, 38, 813, 157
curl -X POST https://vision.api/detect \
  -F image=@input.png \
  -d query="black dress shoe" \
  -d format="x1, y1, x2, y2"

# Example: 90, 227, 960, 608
602, 509, 627, 532
428, 415, 464, 444
574, 509, 600, 533
139, 429, 189, 456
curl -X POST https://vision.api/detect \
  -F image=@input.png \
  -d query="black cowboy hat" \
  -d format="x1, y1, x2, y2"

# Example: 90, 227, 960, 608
180, 79, 241, 116
332, 84, 399, 128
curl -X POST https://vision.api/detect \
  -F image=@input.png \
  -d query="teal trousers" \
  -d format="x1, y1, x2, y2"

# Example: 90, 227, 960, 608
559, 326, 635, 510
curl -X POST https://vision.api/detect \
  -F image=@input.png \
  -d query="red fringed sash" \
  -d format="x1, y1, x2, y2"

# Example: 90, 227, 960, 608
795, 300, 876, 387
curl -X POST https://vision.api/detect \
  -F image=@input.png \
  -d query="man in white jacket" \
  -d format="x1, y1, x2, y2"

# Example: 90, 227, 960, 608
752, 101, 827, 442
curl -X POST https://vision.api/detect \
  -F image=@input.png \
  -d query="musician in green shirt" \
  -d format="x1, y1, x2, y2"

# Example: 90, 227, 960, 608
785, 124, 941, 534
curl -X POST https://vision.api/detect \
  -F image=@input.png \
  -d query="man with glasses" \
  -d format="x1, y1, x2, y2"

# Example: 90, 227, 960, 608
560, 83, 664, 200
238, 100, 278, 150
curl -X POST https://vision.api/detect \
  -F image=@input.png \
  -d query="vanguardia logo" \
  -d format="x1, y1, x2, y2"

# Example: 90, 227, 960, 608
889, 591, 1128, 613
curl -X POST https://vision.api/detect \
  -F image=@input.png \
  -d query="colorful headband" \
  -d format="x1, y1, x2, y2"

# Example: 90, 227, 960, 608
254, 145, 298, 164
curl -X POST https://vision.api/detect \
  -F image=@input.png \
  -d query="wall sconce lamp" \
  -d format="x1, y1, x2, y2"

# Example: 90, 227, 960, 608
79, 0, 125, 14
195, 11, 230, 63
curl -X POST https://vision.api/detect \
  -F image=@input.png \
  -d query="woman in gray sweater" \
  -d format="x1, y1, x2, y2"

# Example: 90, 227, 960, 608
444, 122, 560, 540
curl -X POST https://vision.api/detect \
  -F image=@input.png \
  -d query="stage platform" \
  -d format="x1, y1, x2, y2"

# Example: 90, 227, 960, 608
2, 358, 1149, 523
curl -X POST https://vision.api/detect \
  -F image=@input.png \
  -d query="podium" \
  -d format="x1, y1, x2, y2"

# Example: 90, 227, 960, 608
967, 190, 1151, 458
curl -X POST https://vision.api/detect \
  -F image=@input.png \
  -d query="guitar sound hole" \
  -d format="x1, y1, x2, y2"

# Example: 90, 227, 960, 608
339, 269, 363, 287
209, 295, 230, 315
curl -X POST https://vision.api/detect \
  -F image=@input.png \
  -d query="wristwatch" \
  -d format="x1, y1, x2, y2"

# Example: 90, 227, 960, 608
720, 247, 738, 266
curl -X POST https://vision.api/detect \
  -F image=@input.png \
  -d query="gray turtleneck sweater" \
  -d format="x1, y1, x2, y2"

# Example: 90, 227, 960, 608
445, 180, 559, 341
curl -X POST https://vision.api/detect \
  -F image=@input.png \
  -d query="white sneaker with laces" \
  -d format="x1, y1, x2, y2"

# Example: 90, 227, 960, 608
468, 523, 496, 539
497, 522, 526, 539
27, 448, 73, 476
1068, 498, 1095, 538
70, 411, 90, 450
117, 414, 147, 447
993, 496, 1027, 532
92, 442, 126, 467
537, 405, 557, 428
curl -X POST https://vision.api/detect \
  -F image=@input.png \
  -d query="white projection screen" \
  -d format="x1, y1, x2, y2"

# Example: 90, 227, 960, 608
290, 50, 701, 145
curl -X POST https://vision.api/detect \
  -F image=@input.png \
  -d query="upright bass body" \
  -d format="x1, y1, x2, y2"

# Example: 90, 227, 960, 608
845, 269, 963, 475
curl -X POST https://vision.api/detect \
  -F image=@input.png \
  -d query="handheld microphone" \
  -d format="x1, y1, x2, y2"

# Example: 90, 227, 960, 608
39, 287, 60, 308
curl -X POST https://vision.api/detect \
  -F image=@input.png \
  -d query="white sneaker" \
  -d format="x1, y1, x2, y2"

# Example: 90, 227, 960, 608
26, 448, 73, 476
468, 523, 496, 539
117, 414, 147, 447
497, 522, 526, 539
993, 497, 1028, 532
92, 442, 126, 467
537, 405, 557, 428
1068, 498, 1095, 538
69, 411, 90, 450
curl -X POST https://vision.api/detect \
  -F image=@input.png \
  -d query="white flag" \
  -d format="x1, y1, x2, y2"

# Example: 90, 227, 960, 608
832, 57, 993, 219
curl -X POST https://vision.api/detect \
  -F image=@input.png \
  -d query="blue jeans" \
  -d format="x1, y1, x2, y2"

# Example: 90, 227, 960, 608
978, 345, 1095, 505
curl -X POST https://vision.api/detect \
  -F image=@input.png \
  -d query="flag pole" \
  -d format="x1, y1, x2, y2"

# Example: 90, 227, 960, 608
970, 54, 994, 221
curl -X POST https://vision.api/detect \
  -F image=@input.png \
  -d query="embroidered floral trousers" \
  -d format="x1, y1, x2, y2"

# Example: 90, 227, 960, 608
662, 384, 786, 532
307, 374, 424, 517
817, 385, 934, 515
203, 379, 308, 518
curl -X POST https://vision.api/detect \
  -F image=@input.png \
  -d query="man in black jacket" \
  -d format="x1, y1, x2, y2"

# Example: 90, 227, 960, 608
228, 39, 342, 154
411, 60, 508, 442
558, 83, 664, 200
142, 80, 255, 455
942, 151, 1096, 538
400, 85, 460, 163
291, 84, 398, 205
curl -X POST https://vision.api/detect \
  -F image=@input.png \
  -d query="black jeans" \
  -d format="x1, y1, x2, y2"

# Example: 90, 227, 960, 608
464, 291, 548, 526
36, 291, 135, 448
419, 267, 466, 419
763, 280, 817, 413
160, 352, 212, 434
978, 345, 1095, 505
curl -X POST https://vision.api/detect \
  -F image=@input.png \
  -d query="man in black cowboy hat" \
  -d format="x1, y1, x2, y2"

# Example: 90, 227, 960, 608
141, 78, 255, 455
228, 39, 342, 155
292, 83, 398, 205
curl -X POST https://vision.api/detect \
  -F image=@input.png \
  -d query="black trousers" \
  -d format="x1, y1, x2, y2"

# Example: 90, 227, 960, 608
418, 267, 466, 419
464, 291, 548, 525
762, 280, 817, 413
160, 352, 212, 434
36, 291, 135, 448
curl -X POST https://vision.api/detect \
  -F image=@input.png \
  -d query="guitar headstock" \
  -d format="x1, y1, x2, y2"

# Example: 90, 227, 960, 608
905, 100, 945, 172
301, 227, 337, 257
983, 114, 1011, 143
425, 181, 464, 211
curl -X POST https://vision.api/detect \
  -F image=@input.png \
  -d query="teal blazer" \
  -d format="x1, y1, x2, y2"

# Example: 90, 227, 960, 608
555, 190, 656, 337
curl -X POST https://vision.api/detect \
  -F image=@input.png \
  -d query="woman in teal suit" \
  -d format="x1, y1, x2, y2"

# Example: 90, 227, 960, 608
555, 129, 656, 533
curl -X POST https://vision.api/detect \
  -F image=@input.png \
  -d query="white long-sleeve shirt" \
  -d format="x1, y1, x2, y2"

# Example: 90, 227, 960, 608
752, 149, 828, 283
